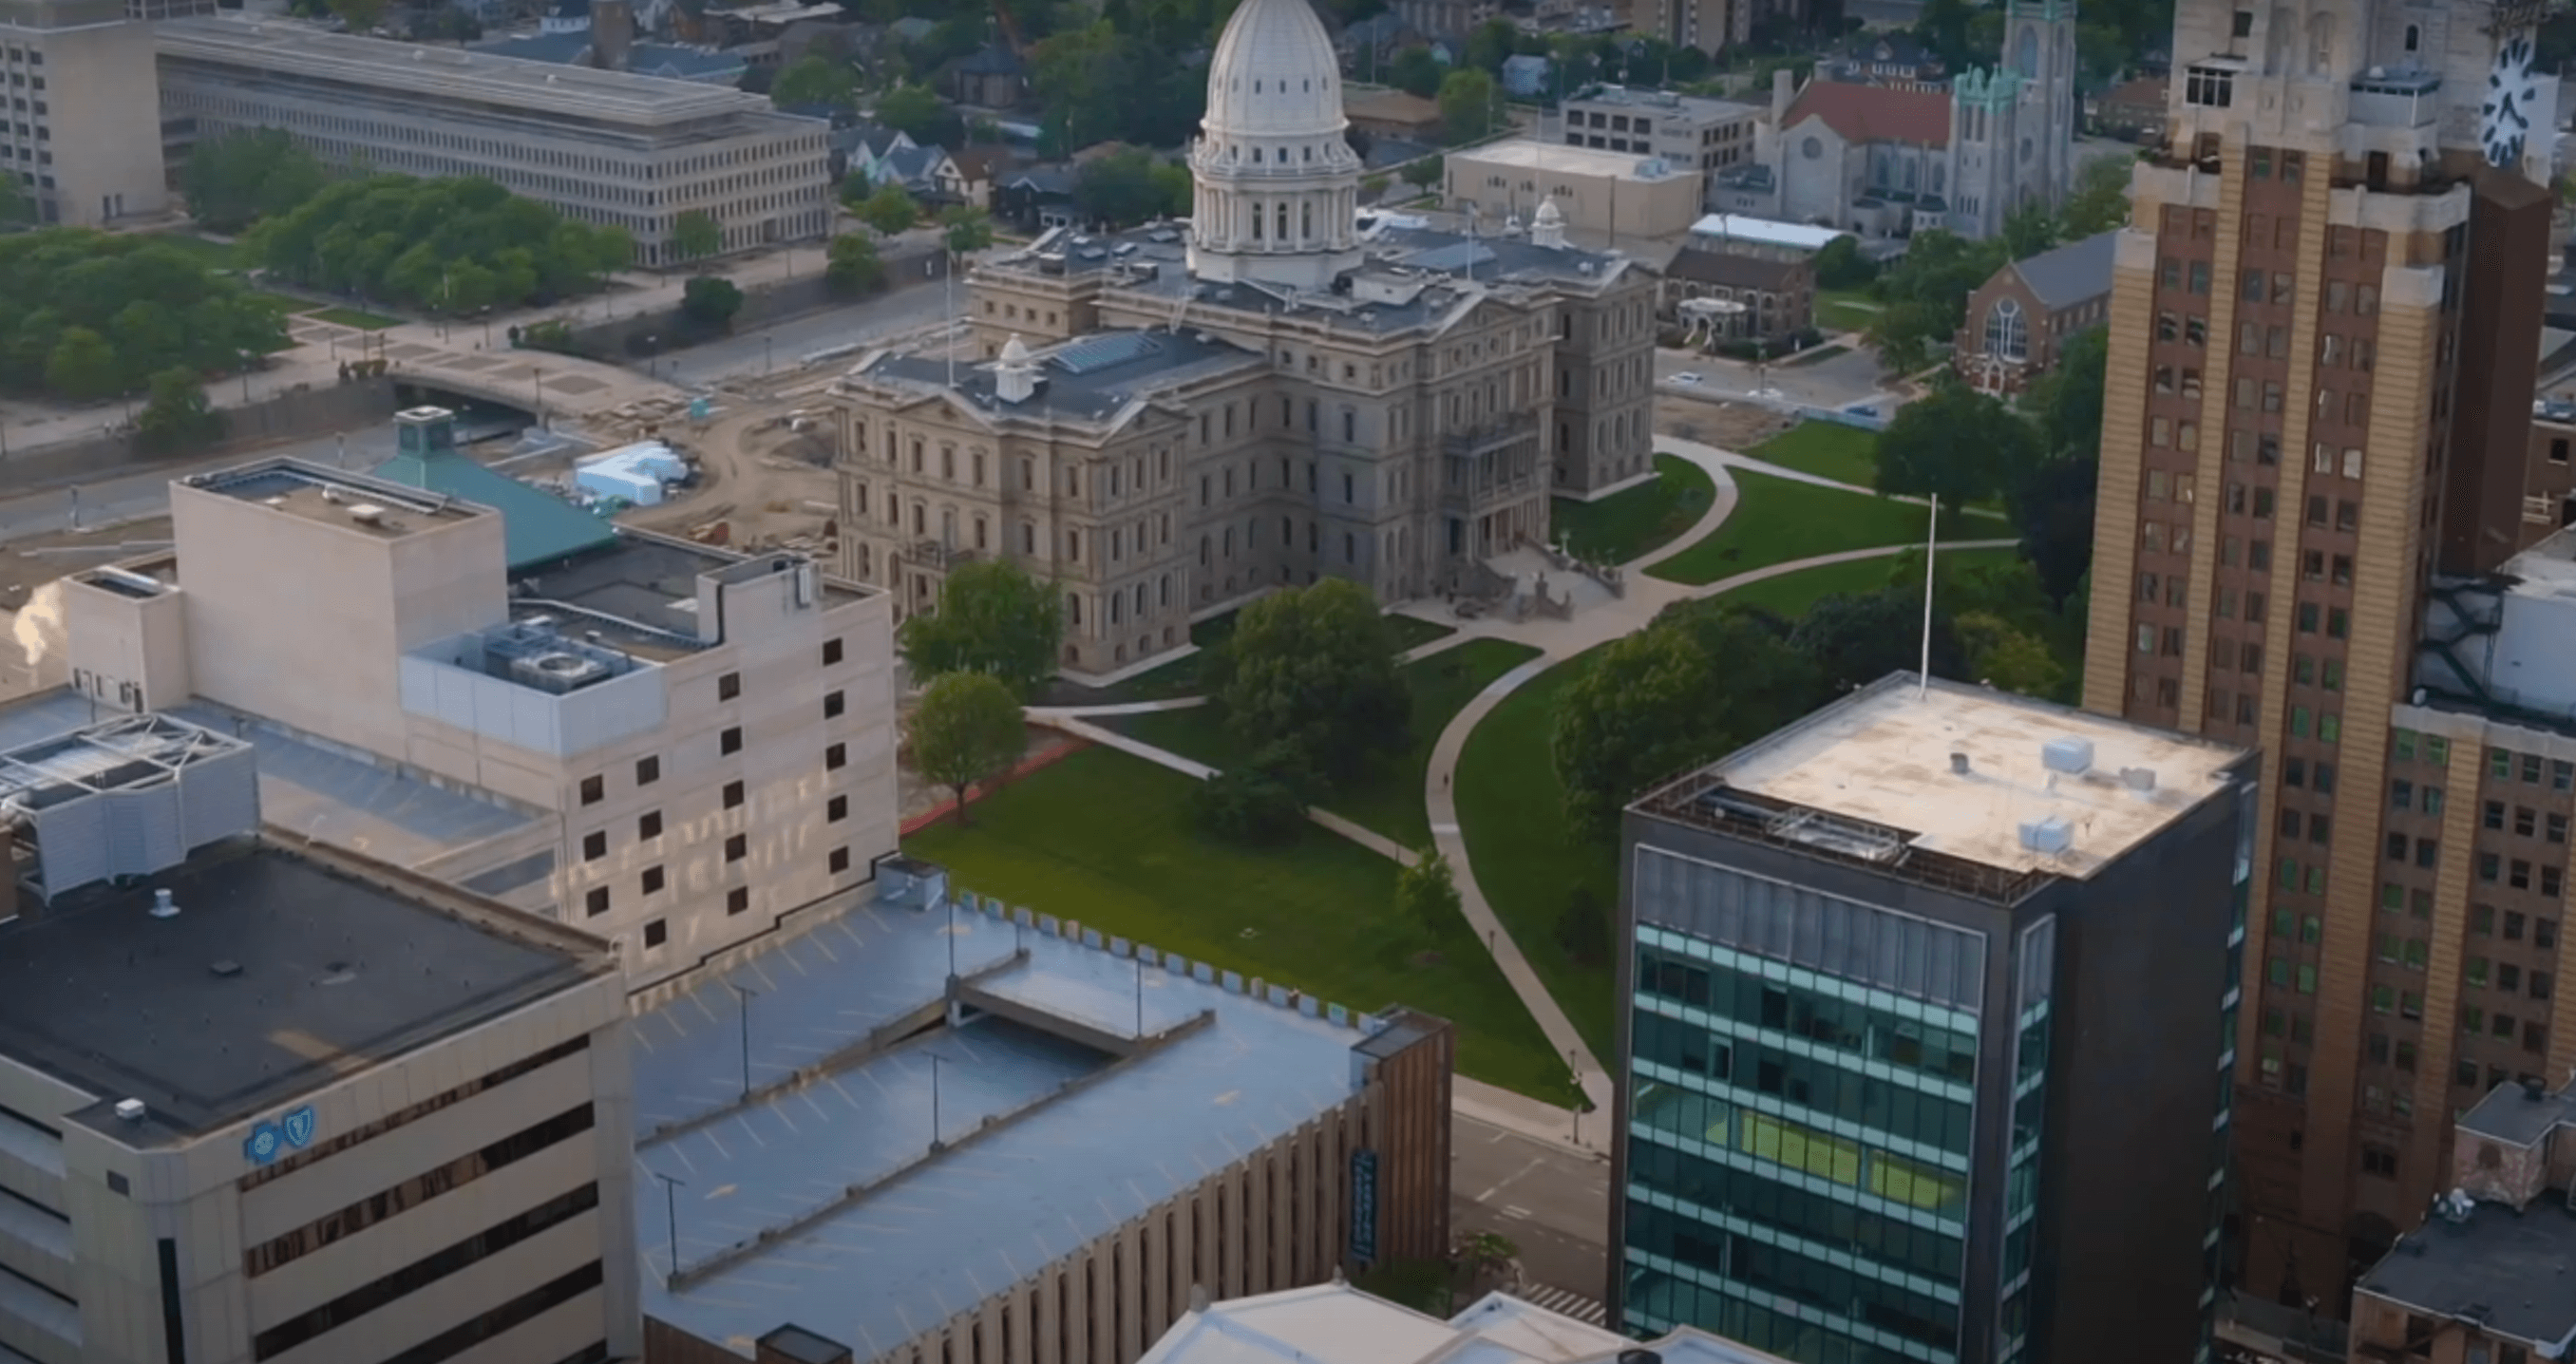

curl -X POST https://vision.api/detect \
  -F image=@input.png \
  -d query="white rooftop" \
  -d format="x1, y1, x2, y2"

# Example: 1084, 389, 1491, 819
1140, 1284, 1794, 1364
1688, 212, 1851, 253
1708, 674, 2246, 879
1454, 137, 1688, 180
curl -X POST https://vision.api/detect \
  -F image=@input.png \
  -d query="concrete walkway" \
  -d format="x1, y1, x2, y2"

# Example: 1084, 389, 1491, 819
1031, 434, 2017, 1157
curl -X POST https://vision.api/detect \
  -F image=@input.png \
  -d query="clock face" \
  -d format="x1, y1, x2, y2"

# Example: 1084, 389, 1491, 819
2483, 29, 2538, 169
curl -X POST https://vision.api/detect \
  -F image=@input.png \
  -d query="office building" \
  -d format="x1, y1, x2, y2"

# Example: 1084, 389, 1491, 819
1616, 674, 2254, 1364
1142, 1282, 1800, 1364
2342, 1076, 2576, 1364
0, 0, 168, 226
829, 0, 1656, 678
1444, 140, 1708, 246
54, 417, 899, 987
1544, 85, 1764, 196
2079, 0, 2567, 1316
1657, 243, 1815, 348
635, 863, 1455, 1364
0, 705, 636, 1364
156, 14, 830, 264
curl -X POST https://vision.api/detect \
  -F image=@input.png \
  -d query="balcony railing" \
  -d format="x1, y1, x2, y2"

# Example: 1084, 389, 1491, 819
1443, 411, 1538, 458
907, 540, 980, 572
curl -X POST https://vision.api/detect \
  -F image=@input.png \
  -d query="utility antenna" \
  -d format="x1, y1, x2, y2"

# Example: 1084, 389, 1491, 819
1918, 495, 1939, 699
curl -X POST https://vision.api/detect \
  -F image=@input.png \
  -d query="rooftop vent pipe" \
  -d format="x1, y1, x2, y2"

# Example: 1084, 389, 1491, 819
150, 889, 178, 919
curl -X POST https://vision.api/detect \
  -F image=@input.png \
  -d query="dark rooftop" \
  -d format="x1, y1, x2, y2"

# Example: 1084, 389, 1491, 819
862, 327, 1268, 428
513, 532, 863, 653
0, 838, 604, 1141
2460, 1078, 2576, 1146
2358, 1202, 2576, 1348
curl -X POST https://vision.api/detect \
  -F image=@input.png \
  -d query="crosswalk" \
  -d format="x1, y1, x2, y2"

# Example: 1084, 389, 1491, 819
1514, 1283, 1610, 1326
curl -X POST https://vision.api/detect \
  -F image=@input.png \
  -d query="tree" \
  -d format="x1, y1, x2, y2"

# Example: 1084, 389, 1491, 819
240, 174, 628, 309
327, 0, 388, 32
2011, 444, 2101, 605
1388, 45, 1445, 98
1954, 610, 2067, 699
2058, 154, 2132, 238
824, 233, 886, 296
875, 83, 961, 147
1465, 17, 1518, 73
44, 327, 118, 402
1553, 627, 1714, 843
1073, 149, 1176, 229
1191, 744, 1315, 845
0, 174, 26, 227
1792, 589, 1964, 694
2000, 199, 2058, 260
2023, 326, 2107, 461
905, 672, 1027, 827
180, 129, 328, 234
1436, 66, 1500, 143
671, 209, 725, 262
1395, 848, 1462, 936
858, 181, 919, 237
1865, 229, 2006, 370
1204, 578, 1409, 787
897, 559, 1065, 698
1874, 378, 2041, 510
679, 275, 744, 330
1399, 155, 1445, 191
1556, 885, 1611, 967
1813, 234, 1875, 290
136, 366, 220, 453
939, 205, 994, 259
769, 54, 859, 110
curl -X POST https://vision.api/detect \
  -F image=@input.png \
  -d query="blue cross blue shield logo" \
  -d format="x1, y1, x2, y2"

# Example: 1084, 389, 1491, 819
280, 1107, 317, 1149
243, 1122, 283, 1165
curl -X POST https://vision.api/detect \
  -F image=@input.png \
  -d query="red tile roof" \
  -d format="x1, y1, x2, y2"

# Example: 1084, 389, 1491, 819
1781, 80, 1952, 148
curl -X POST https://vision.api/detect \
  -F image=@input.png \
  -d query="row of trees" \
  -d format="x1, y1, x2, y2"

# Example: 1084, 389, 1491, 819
0, 231, 289, 402
240, 174, 635, 313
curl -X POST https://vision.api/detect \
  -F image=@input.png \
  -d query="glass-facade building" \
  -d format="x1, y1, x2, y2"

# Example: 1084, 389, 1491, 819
1611, 676, 2254, 1364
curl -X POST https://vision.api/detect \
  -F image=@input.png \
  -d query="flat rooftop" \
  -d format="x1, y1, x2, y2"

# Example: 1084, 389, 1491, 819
160, 14, 787, 130
512, 533, 863, 650
2459, 1077, 2576, 1146
862, 328, 1268, 428
1140, 1284, 1793, 1364
2358, 1201, 2576, 1349
630, 886, 1384, 1359
1645, 673, 2246, 883
1450, 137, 1690, 180
0, 837, 601, 1140
189, 460, 486, 538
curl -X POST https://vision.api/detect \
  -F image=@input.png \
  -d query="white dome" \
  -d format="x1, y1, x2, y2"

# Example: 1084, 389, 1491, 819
998, 332, 1032, 364
1202, 0, 1344, 140
1532, 199, 1563, 224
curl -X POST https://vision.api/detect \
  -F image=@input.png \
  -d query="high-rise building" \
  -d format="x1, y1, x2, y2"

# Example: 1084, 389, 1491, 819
1612, 674, 2254, 1364
0, 0, 170, 226
0, 707, 637, 1364
2081, 0, 2565, 1317
54, 425, 899, 988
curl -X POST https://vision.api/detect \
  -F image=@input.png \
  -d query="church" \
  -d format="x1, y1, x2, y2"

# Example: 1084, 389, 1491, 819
1711, 0, 2080, 240
825, 0, 1657, 679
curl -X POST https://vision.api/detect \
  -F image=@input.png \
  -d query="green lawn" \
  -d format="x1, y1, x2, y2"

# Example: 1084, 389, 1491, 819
1107, 636, 1542, 850
1744, 421, 1879, 486
244, 292, 313, 317
1551, 454, 1716, 564
1722, 545, 2023, 619
1647, 468, 1998, 587
1817, 287, 1880, 332
1386, 613, 1456, 653
1037, 608, 1448, 708
146, 232, 240, 270
311, 306, 405, 331
904, 747, 1576, 1102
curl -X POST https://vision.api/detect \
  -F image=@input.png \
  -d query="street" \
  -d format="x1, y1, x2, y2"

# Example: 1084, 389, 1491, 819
1654, 341, 1897, 420
1452, 1112, 1611, 1306
0, 426, 398, 541
649, 280, 957, 388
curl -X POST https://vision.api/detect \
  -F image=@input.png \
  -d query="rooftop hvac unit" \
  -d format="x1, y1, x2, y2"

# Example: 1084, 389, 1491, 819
511, 651, 611, 694
2017, 816, 2074, 855
2040, 736, 2094, 774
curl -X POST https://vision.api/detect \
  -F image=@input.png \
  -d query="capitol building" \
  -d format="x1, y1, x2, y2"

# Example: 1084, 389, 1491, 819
827, 0, 1657, 677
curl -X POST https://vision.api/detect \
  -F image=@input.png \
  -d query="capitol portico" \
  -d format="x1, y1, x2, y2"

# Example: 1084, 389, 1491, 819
827, 0, 1658, 679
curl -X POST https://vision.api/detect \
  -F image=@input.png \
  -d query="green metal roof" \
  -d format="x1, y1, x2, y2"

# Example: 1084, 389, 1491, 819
370, 449, 619, 573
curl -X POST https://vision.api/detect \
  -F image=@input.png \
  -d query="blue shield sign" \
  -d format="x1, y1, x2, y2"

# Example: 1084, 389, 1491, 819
243, 1122, 283, 1166
280, 1106, 318, 1149
1348, 1148, 1379, 1264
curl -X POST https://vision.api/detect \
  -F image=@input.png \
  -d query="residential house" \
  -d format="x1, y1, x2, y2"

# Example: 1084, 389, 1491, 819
949, 42, 1026, 108
1500, 53, 1551, 98
994, 163, 1079, 232
1345, 88, 1446, 142
886, 14, 934, 42
1657, 241, 1815, 346
2090, 72, 2167, 142
838, 123, 918, 186
872, 142, 948, 198
1814, 28, 1947, 89
934, 143, 1014, 211
1951, 227, 2115, 395
1336, 10, 1416, 64
1390, 0, 1489, 45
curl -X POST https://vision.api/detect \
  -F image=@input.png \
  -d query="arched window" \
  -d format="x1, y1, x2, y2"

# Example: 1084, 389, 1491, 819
2306, 9, 2335, 74
1985, 296, 2028, 362
2015, 27, 2036, 75
2403, 23, 2418, 52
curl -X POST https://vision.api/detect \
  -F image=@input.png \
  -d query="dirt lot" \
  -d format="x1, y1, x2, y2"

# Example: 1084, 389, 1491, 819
604, 393, 843, 559
1656, 395, 1793, 448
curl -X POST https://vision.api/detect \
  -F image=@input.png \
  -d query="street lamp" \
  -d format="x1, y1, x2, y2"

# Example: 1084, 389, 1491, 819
237, 351, 253, 406
725, 981, 758, 1104
764, 333, 774, 376
532, 366, 545, 428
651, 1169, 685, 1288
928, 1052, 945, 1150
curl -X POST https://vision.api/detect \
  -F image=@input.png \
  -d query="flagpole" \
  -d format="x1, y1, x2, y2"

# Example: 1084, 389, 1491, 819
1919, 495, 1938, 698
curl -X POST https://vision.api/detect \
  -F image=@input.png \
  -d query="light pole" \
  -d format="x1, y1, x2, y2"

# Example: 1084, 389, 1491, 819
764, 333, 773, 376
1134, 958, 1146, 1039
928, 1052, 944, 1149
237, 351, 253, 406
532, 366, 545, 429
651, 1169, 685, 1288
726, 981, 758, 1104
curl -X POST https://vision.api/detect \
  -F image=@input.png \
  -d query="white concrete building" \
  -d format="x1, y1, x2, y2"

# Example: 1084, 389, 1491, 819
1140, 1282, 1800, 1364
54, 426, 899, 988
156, 14, 830, 264
0, 710, 637, 1364
0, 0, 169, 226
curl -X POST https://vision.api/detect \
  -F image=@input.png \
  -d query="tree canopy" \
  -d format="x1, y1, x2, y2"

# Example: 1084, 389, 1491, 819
241, 175, 631, 311
670, 209, 724, 262
1873, 377, 2042, 510
1388, 46, 1445, 98
1863, 230, 2006, 372
939, 206, 994, 258
1072, 149, 1192, 229
180, 130, 328, 235
680, 275, 744, 330
769, 53, 859, 110
1395, 849, 1462, 937
898, 559, 1066, 699
0, 230, 288, 401
137, 367, 221, 453
824, 234, 886, 296
2058, 154, 2133, 238
905, 671, 1028, 826
874, 84, 962, 147
1204, 578, 1410, 786
1437, 66, 1501, 143
855, 181, 919, 237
